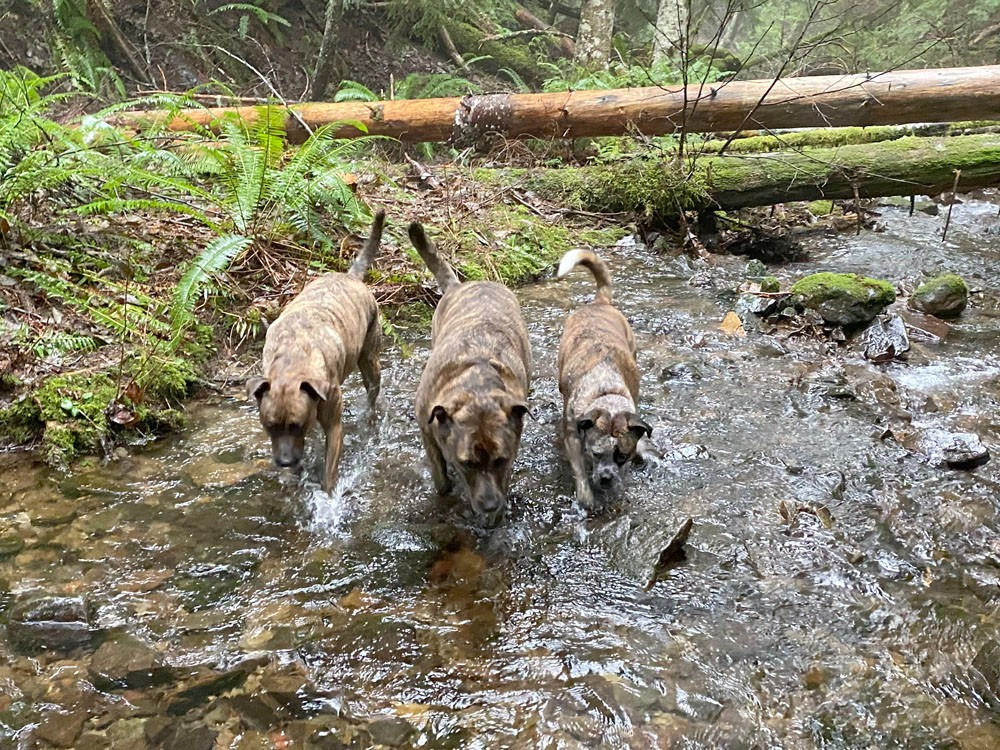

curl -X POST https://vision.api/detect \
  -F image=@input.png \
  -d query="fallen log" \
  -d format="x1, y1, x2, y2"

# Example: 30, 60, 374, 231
499, 134, 1000, 215
109, 65, 1000, 144
514, 6, 574, 58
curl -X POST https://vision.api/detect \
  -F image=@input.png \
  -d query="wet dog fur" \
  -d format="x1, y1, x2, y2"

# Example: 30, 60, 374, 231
409, 222, 532, 526
557, 249, 650, 510
246, 210, 385, 492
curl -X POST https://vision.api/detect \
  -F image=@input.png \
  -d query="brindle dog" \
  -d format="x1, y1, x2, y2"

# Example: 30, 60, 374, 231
246, 210, 385, 492
557, 248, 651, 511
409, 222, 532, 526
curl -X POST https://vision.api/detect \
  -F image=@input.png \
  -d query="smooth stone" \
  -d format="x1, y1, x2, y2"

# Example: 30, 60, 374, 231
909, 430, 991, 470
8, 595, 92, 652
366, 716, 415, 747
165, 657, 266, 715
908, 273, 968, 318
89, 633, 167, 689
0, 528, 24, 558
28, 499, 78, 527
35, 710, 87, 748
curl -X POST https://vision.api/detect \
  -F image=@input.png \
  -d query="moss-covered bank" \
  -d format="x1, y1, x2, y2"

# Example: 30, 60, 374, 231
492, 134, 1000, 220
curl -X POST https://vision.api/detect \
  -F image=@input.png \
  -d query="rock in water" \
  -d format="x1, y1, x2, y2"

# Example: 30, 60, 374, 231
89, 632, 168, 689
789, 272, 896, 327
909, 429, 991, 470
863, 315, 910, 362
908, 273, 968, 318
7, 595, 92, 652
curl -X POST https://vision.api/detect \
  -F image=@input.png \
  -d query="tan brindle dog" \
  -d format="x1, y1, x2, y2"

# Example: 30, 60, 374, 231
557, 249, 651, 511
409, 222, 532, 526
246, 210, 385, 492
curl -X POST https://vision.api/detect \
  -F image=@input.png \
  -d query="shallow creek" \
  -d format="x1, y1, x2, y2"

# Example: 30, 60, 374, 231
1, 198, 999, 749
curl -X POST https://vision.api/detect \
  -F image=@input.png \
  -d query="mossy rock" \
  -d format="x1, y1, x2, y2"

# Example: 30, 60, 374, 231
908, 273, 968, 318
808, 200, 834, 215
790, 272, 896, 326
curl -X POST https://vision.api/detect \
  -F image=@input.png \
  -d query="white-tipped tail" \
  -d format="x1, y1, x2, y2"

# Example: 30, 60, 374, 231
557, 248, 613, 304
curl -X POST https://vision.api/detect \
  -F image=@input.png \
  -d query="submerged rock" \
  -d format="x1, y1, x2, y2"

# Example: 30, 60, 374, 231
366, 716, 415, 747
89, 632, 168, 689
34, 710, 87, 748
789, 272, 896, 326
7, 595, 92, 652
909, 429, 991, 470
908, 273, 968, 318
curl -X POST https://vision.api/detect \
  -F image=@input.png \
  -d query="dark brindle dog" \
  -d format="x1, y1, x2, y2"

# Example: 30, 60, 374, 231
246, 210, 385, 492
557, 249, 651, 510
409, 222, 532, 526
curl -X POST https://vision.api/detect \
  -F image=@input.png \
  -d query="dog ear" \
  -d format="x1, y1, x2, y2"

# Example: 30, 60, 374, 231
300, 381, 328, 402
626, 413, 652, 438
429, 404, 451, 425
509, 402, 530, 425
246, 377, 270, 401
576, 408, 604, 433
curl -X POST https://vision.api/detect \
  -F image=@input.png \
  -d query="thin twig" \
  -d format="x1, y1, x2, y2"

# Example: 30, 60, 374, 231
203, 44, 314, 138
941, 169, 961, 241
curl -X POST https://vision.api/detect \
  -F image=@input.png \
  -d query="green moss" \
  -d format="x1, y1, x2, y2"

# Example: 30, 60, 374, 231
909, 273, 968, 318
446, 22, 539, 84
790, 272, 896, 326
808, 200, 834, 215
511, 158, 711, 219
448, 204, 627, 287
0, 396, 43, 444
759, 276, 781, 293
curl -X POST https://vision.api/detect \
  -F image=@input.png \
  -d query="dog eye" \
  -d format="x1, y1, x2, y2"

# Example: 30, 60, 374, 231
613, 449, 629, 465
492, 457, 509, 470
288, 422, 302, 435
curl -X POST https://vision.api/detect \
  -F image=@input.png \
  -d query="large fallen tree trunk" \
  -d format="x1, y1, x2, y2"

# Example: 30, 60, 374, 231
109, 65, 1000, 144
501, 134, 1000, 215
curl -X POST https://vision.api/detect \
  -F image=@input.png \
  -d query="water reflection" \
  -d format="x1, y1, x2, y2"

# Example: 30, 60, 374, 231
1, 199, 999, 749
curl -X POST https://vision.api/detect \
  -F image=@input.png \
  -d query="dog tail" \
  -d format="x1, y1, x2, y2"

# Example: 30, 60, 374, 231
408, 222, 460, 293
557, 248, 613, 304
348, 209, 386, 280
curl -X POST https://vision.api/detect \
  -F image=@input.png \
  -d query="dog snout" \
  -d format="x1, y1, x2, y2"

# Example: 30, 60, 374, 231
274, 452, 300, 468
596, 467, 617, 490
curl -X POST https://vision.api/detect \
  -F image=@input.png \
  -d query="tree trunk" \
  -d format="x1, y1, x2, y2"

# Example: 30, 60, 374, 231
575, 0, 616, 68
511, 134, 1000, 216
110, 65, 1000, 144
515, 6, 574, 58
310, 0, 342, 101
652, 0, 687, 65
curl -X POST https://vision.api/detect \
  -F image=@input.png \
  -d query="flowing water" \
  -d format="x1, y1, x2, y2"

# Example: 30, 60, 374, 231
1, 197, 999, 749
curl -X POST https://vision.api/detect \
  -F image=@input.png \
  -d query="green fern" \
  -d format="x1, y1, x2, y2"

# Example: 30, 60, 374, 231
171, 234, 253, 330
333, 80, 379, 103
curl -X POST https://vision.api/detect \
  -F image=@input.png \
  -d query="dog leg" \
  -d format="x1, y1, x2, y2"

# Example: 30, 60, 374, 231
320, 386, 344, 493
359, 319, 381, 423
421, 428, 453, 496
564, 424, 595, 511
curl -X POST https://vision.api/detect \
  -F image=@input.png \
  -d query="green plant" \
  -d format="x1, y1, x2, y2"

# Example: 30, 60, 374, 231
208, 2, 291, 39
333, 80, 380, 103
45, 0, 124, 94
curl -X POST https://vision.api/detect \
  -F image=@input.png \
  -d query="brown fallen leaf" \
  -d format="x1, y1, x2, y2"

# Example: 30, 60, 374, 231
645, 517, 694, 590
719, 311, 746, 337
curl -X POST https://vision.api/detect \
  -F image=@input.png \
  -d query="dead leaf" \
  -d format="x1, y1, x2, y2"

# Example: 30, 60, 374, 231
108, 403, 140, 428
719, 311, 746, 337
124, 380, 144, 404
645, 517, 694, 590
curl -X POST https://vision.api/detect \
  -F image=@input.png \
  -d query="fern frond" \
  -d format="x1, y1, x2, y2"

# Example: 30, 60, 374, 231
171, 234, 253, 327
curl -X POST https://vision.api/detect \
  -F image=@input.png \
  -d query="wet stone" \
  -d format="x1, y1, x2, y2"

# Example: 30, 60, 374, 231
789, 272, 896, 327
165, 658, 265, 715
228, 692, 288, 729
971, 640, 1000, 706
366, 716, 415, 747
35, 709, 87, 748
89, 633, 167, 689
0, 527, 24, 558
8, 594, 92, 652
28, 499, 79, 527
908, 273, 968, 318
151, 720, 216, 750
735, 292, 777, 318
910, 430, 992, 470
862, 315, 910, 362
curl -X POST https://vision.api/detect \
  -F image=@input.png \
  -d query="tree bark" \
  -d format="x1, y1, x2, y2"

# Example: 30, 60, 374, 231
110, 65, 1000, 144
515, 6, 574, 58
310, 0, 342, 101
511, 134, 1000, 215
652, 0, 687, 65
575, 0, 616, 68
